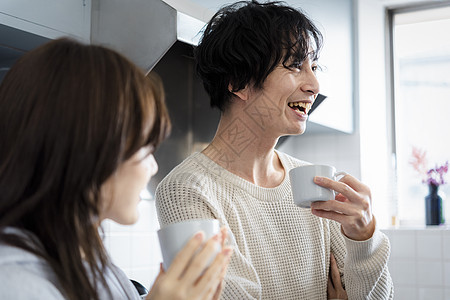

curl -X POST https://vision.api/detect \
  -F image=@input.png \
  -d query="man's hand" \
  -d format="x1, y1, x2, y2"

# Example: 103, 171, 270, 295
327, 253, 348, 300
310, 174, 375, 241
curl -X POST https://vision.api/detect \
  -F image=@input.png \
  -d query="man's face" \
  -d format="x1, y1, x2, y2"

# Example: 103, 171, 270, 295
244, 56, 320, 137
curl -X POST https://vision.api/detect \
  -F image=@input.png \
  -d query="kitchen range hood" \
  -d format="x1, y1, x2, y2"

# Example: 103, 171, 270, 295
90, 0, 226, 192
91, 0, 211, 73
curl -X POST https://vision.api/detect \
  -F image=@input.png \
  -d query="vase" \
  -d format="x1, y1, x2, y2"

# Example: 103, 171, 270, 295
425, 184, 444, 226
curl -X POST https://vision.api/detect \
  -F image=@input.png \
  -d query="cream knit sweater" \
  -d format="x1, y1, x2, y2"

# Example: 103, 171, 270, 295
156, 151, 394, 300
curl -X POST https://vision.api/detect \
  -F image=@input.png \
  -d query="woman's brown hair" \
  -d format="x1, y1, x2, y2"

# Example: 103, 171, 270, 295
0, 38, 170, 299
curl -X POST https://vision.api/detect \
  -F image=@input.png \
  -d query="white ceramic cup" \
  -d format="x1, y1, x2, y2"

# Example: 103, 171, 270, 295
289, 165, 346, 208
157, 219, 220, 270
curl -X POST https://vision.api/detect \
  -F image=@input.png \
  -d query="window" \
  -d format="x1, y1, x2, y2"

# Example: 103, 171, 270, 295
391, 5, 450, 226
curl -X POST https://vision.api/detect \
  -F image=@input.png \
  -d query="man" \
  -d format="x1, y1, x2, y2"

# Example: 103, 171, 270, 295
156, 1, 393, 299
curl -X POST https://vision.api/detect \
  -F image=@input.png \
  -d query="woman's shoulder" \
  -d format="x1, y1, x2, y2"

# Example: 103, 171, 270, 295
0, 234, 140, 300
0, 241, 65, 299
0, 228, 47, 267
0, 265, 65, 299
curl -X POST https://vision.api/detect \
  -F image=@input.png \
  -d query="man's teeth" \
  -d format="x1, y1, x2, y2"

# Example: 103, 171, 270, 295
288, 101, 312, 113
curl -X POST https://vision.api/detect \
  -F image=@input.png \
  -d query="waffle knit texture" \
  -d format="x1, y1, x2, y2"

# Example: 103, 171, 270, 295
156, 151, 394, 300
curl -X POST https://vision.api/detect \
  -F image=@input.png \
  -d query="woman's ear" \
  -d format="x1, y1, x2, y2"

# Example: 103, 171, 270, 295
228, 83, 250, 101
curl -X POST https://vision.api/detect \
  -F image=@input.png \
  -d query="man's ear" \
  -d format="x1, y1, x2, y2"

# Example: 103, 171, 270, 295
228, 83, 250, 101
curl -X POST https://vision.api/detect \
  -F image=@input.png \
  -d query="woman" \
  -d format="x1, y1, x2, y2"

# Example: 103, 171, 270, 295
0, 38, 232, 300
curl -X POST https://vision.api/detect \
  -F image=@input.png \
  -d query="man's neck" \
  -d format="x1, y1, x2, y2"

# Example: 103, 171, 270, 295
202, 114, 285, 188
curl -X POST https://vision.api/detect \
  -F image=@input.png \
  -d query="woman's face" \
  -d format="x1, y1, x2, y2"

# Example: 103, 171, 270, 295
100, 146, 158, 225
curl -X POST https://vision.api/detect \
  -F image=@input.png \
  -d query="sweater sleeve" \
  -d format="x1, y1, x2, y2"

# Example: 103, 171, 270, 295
155, 172, 262, 300
330, 221, 394, 299
155, 171, 219, 225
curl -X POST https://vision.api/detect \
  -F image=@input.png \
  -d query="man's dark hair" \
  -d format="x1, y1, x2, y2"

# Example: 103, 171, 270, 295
195, 0, 323, 111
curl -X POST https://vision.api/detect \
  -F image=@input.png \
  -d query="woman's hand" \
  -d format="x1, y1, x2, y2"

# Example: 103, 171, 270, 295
146, 227, 233, 300
327, 253, 347, 300
311, 174, 375, 241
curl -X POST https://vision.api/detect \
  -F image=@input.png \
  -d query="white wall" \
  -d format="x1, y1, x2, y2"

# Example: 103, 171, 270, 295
383, 227, 450, 300
102, 201, 162, 290
356, 0, 393, 228
278, 132, 361, 183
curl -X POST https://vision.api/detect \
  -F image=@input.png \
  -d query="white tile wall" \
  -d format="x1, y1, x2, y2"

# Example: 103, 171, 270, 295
417, 231, 443, 260
382, 227, 450, 300
102, 200, 162, 291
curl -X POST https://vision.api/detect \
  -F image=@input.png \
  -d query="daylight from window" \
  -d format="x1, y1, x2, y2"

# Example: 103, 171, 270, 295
393, 7, 450, 226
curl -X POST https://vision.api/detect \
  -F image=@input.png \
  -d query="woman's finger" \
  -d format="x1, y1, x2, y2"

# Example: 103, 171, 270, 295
146, 263, 165, 299
210, 281, 224, 300
194, 247, 233, 298
210, 248, 232, 300
165, 231, 205, 279
181, 233, 222, 285
220, 226, 229, 248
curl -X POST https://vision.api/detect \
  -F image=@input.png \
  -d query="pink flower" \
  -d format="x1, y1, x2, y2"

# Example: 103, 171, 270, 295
410, 147, 428, 174
409, 147, 448, 186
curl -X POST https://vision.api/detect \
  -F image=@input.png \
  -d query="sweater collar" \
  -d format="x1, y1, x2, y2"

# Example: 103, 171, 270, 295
195, 150, 295, 202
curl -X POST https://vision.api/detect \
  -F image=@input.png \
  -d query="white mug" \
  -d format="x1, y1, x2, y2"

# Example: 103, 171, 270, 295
289, 165, 346, 208
157, 219, 220, 270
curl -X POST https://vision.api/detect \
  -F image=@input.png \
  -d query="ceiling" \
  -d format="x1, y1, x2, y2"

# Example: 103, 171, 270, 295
188, 0, 314, 11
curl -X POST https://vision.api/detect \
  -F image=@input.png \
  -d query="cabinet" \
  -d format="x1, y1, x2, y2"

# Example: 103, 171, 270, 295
300, 0, 354, 134
0, 0, 91, 41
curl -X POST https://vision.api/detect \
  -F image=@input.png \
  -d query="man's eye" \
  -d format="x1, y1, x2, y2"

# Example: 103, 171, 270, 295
289, 62, 302, 71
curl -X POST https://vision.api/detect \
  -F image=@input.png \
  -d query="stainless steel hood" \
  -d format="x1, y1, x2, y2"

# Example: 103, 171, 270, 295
90, 0, 222, 193
91, 0, 209, 73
